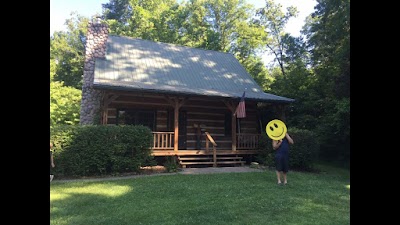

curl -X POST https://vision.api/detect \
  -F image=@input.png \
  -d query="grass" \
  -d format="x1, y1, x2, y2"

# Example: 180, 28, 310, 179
50, 163, 349, 225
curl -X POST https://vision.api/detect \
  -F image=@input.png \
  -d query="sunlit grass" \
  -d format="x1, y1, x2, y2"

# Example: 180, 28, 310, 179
50, 163, 349, 225
51, 183, 132, 201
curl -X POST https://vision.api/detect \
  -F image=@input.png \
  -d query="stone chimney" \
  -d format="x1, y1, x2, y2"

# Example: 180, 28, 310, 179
80, 17, 109, 125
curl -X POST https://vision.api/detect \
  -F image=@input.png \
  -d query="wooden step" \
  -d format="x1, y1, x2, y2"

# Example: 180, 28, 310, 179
216, 156, 243, 160
179, 160, 245, 168
178, 156, 243, 160
178, 157, 213, 161
178, 154, 245, 168
181, 161, 215, 165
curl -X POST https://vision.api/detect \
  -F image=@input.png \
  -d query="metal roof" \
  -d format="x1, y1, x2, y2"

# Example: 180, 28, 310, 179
93, 35, 294, 103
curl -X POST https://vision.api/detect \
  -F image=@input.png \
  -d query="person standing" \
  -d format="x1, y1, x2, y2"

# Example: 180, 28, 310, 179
272, 132, 294, 185
50, 142, 55, 182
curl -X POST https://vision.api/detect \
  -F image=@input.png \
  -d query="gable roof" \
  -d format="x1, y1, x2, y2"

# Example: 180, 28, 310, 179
93, 35, 294, 103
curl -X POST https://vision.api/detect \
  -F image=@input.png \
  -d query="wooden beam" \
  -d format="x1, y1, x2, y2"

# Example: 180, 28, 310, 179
104, 94, 119, 106
163, 95, 176, 106
162, 96, 189, 152
178, 97, 188, 108
223, 100, 237, 151
101, 93, 119, 125
174, 99, 179, 152
223, 100, 236, 112
232, 113, 237, 151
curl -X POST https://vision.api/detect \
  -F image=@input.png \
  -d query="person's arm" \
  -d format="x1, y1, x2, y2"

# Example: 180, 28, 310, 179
272, 139, 282, 150
50, 152, 55, 168
285, 133, 294, 144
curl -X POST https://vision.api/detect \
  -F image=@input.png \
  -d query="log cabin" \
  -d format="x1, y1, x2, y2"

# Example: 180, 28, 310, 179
80, 18, 294, 167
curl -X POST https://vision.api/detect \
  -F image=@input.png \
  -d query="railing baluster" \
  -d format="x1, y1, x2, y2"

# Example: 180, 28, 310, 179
151, 132, 174, 150
236, 134, 261, 150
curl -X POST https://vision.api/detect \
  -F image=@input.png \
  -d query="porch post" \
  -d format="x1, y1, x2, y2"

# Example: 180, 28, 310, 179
232, 113, 237, 151
101, 93, 119, 125
165, 97, 187, 152
223, 100, 237, 151
102, 104, 108, 125
174, 100, 179, 152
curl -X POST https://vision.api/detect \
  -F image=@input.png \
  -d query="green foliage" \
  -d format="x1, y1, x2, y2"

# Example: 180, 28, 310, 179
254, 0, 299, 75
163, 156, 179, 172
302, 0, 350, 162
255, 133, 275, 168
239, 55, 273, 91
50, 12, 89, 89
256, 128, 319, 171
102, 0, 132, 24
289, 128, 320, 171
104, 0, 180, 41
50, 125, 154, 177
50, 81, 81, 127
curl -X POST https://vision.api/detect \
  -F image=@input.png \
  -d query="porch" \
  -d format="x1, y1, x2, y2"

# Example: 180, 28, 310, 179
151, 131, 262, 167
98, 92, 278, 168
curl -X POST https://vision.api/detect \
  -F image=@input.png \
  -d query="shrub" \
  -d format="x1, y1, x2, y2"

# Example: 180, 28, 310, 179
163, 156, 179, 172
50, 125, 154, 177
256, 128, 319, 171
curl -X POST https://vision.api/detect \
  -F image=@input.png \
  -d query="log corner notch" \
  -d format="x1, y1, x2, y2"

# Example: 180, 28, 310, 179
164, 96, 188, 152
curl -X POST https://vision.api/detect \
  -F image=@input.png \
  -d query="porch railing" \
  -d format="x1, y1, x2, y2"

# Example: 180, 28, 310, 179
152, 132, 174, 150
236, 133, 261, 150
205, 132, 218, 167
151, 132, 260, 150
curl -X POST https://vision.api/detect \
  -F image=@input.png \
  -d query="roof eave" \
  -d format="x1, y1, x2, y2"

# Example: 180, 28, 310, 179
93, 83, 295, 104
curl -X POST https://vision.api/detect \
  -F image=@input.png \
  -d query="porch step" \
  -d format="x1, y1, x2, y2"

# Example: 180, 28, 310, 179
178, 155, 245, 168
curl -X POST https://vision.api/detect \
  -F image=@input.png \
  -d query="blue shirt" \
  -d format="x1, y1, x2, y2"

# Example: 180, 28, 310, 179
276, 138, 289, 156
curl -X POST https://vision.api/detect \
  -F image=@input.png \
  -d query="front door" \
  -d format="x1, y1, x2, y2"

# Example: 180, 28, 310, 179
178, 110, 187, 149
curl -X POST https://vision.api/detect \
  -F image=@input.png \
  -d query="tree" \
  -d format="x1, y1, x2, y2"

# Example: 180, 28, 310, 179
50, 59, 81, 127
50, 12, 88, 127
104, 0, 180, 41
50, 12, 89, 89
302, 0, 350, 162
254, 0, 298, 77
50, 81, 82, 127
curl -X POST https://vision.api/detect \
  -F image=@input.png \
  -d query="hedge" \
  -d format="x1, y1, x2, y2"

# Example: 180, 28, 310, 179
256, 128, 319, 171
50, 125, 155, 178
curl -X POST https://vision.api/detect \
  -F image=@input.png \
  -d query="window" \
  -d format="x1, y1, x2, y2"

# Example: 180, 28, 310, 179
116, 109, 156, 130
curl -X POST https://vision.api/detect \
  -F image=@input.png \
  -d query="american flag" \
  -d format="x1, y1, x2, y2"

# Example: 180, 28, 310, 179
234, 91, 246, 118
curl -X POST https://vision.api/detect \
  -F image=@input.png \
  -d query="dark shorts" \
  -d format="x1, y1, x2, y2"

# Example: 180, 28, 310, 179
275, 154, 289, 173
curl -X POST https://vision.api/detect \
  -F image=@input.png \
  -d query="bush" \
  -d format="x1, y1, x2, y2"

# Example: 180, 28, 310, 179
256, 128, 319, 171
50, 125, 154, 177
163, 156, 179, 172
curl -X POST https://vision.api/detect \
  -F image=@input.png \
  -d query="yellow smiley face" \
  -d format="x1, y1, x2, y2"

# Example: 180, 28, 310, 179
266, 119, 287, 140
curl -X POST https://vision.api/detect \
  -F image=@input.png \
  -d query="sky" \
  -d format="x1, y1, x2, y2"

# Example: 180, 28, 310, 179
50, 0, 317, 36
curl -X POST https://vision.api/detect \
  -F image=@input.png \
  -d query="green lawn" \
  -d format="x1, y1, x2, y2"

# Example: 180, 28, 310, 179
50, 163, 350, 225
